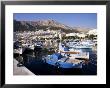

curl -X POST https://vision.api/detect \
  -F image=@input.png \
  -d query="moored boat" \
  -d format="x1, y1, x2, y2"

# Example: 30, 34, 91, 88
43, 42, 89, 69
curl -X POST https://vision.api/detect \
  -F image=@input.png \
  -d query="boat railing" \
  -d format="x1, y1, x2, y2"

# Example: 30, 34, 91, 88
75, 52, 89, 59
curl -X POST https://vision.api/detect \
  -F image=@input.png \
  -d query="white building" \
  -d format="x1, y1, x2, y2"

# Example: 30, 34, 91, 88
77, 33, 86, 38
66, 33, 86, 38
87, 29, 97, 35
66, 33, 77, 37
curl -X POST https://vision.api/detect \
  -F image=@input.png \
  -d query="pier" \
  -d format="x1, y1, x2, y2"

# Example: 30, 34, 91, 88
13, 59, 35, 75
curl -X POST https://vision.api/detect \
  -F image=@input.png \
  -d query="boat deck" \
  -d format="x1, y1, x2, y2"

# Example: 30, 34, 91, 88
60, 51, 80, 54
66, 58, 83, 64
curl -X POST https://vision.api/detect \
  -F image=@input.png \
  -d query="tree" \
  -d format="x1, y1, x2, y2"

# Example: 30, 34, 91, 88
89, 34, 96, 40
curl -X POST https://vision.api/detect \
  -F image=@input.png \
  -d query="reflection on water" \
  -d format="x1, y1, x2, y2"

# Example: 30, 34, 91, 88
14, 48, 97, 75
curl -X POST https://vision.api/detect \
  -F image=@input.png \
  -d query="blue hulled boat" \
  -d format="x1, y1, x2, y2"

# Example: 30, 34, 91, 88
43, 42, 89, 69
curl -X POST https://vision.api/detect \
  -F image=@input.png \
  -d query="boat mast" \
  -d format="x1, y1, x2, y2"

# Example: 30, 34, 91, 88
59, 29, 62, 43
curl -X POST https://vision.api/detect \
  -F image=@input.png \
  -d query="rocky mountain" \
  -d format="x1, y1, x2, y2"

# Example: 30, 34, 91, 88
14, 19, 91, 33
73, 27, 92, 33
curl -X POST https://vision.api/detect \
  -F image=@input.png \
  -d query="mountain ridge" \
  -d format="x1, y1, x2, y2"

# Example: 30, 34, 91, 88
14, 19, 93, 33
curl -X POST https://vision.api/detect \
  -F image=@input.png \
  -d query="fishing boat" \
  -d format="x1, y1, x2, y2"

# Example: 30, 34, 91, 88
14, 46, 23, 55
34, 43, 43, 51
14, 41, 25, 55
43, 42, 89, 69
26, 44, 35, 51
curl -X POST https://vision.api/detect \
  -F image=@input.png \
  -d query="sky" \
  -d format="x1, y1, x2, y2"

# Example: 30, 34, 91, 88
14, 13, 97, 29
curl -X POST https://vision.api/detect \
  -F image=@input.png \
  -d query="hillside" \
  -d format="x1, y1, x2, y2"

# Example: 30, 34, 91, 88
14, 19, 91, 33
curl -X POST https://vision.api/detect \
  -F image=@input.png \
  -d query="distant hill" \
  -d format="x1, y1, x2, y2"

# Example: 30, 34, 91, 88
14, 19, 92, 33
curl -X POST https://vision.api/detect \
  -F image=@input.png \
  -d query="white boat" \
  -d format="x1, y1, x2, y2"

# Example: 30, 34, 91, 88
14, 47, 24, 55
59, 42, 89, 60
27, 44, 35, 50
73, 44, 92, 49
22, 43, 35, 51
67, 40, 94, 49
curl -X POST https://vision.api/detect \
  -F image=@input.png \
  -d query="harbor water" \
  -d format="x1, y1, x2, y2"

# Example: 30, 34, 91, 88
14, 48, 97, 75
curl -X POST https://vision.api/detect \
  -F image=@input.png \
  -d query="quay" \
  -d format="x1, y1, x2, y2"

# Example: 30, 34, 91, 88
13, 59, 35, 75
